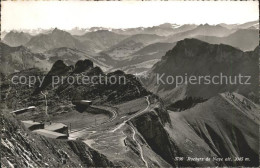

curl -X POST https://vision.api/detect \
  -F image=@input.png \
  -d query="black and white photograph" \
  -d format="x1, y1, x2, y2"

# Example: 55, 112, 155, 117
0, 0, 259, 167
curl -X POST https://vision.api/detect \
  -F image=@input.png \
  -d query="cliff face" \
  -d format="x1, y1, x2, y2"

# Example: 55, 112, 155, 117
1, 111, 113, 168
130, 96, 180, 166
130, 95, 205, 167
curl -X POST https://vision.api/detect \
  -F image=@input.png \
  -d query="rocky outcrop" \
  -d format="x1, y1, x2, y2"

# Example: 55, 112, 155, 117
73, 59, 94, 73
42, 59, 150, 104
33, 60, 72, 94
2, 60, 149, 120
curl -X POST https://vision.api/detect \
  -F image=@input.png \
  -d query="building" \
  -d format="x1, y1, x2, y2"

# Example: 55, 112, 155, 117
72, 100, 92, 106
33, 129, 68, 139
44, 123, 68, 135
21, 120, 44, 131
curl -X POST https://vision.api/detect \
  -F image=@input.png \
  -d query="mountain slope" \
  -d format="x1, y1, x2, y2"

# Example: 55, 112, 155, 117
44, 47, 112, 72
121, 34, 165, 45
167, 93, 259, 166
0, 42, 51, 74
111, 24, 197, 36
115, 42, 176, 74
25, 28, 84, 53
235, 20, 259, 29
145, 39, 258, 104
3, 31, 32, 47
196, 29, 259, 51
75, 30, 128, 52
102, 34, 165, 60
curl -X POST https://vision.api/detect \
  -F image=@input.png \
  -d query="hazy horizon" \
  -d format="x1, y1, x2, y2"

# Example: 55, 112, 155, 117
1, 19, 259, 33
1, 1, 258, 32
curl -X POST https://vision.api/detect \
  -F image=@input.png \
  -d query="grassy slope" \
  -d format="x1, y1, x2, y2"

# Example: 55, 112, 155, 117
167, 93, 259, 166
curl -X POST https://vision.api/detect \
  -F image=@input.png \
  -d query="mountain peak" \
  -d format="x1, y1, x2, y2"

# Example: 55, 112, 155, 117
198, 23, 211, 28
73, 59, 94, 73
51, 60, 68, 70
174, 38, 205, 49
9, 31, 18, 34
164, 38, 243, 60
158, 23, 173, 28
52, 28, 67, 35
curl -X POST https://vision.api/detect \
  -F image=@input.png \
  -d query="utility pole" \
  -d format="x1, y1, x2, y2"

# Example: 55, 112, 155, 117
70, 123, 72, 133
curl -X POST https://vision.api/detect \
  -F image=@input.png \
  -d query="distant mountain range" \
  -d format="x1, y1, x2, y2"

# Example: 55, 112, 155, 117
2, 20, 257, 38
74, 30, 128, 52
110, 23, 197, 36
219, 20, 259, 30
164, 24, 234, 43
1, 20, 258, 75
25, 28, 85, 53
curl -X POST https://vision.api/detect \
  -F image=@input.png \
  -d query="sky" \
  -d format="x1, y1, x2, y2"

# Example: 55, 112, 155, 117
1, 1, 259, 31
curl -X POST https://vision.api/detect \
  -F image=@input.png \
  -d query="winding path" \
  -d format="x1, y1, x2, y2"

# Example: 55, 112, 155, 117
110, 96, 150, 133
130, 125, 148, 168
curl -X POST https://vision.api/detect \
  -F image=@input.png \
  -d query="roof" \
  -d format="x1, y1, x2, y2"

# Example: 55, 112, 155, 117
22, 120, 43, 128
73, 100, 92, 103
27, 106, 36, 109
45, 123, 68, 131
81, 100, 92, 103
33, 129, 67, 139
10, 106, 36, 114
72, 100, 92, 106
10, 108, 28, 114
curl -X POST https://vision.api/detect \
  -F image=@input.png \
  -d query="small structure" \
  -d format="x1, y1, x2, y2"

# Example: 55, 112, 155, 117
10, 106, 36, 115
33, 129, 68, 139
72, 100, 92, 106
27, 106, 36, 110
21, 120, 44, 131
45, 123, 68, 135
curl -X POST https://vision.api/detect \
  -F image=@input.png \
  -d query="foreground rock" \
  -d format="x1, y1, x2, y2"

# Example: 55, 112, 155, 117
1, 110, 113, 167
